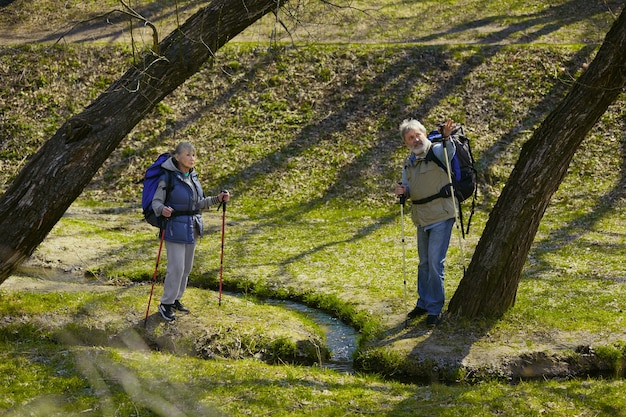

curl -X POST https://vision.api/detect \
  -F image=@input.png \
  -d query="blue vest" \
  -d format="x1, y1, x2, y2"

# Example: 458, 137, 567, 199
162, 170, 204, 244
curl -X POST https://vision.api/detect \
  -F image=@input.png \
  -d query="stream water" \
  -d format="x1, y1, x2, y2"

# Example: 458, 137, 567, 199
265, 299, 358, 373
4, 270, 360, 374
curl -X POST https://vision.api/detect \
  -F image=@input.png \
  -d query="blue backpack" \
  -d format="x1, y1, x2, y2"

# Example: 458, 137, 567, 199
141, 153, 174, 228
424, 127, 477, 204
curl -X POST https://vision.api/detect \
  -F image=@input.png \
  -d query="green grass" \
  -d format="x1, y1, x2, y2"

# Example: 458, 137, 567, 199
2, 38, 625, 409
2, 338, 626, 416
1, 1, 619, 48
2, 0, 626, 415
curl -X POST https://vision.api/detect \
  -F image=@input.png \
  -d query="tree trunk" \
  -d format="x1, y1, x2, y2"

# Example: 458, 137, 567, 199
0, 0, 282, 282
447, 7, 626, 318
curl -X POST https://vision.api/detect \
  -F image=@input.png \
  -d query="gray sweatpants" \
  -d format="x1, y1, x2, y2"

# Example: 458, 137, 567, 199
160, 240, 197, 305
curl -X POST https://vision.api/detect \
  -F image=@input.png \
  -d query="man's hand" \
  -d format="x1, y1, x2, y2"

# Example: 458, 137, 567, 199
442, 119, 455, 139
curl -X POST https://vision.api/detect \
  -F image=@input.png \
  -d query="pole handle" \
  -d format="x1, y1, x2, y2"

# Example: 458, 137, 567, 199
397, 182, 406, 205
217, 189, 229, 212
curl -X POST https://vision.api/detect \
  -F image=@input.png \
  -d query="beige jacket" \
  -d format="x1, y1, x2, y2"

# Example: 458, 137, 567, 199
403, 141, 456, 228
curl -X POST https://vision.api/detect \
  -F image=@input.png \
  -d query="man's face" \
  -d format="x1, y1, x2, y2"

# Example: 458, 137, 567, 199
403, 129, 429, 155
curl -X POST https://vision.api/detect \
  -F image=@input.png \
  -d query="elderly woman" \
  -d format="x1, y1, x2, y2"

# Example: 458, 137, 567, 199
151, 141, 230, 321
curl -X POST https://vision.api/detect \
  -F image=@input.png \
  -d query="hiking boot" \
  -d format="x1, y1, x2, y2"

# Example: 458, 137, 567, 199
173, 300, 190, 313
407, 306, 428, 319
158, 303, 176, 321
426, 314, 441, 327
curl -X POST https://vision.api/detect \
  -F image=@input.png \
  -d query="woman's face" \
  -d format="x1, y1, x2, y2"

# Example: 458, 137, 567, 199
403, 129, 429, 155
176, 149, 196, 172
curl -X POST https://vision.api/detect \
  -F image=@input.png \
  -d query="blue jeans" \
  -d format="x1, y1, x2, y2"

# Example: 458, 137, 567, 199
415, 218, 454, 315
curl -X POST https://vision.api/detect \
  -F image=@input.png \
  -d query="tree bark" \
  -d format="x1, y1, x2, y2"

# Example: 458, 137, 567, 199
448, 7, 626, 318
0, 0, 283, 282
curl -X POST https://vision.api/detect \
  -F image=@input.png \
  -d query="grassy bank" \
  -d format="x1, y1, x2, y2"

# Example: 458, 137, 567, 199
2, 39, 626, 414
1, 0, 626, 415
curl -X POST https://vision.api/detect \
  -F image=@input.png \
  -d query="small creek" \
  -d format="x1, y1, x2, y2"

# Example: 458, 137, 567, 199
264, 299, 358, 373
4, 270, 360, 373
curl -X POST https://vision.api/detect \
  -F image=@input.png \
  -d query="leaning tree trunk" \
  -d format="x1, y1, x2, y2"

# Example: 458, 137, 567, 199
448, 6, 626, 318
0, 0, 283, 283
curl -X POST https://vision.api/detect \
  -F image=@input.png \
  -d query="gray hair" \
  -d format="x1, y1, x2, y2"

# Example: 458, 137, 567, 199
174, 141, 195, 155
399, 118, 427, 140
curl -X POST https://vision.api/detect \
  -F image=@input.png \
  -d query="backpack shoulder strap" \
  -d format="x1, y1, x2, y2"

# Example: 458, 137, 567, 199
163, 169, 175, 203
425, 144, 448, 172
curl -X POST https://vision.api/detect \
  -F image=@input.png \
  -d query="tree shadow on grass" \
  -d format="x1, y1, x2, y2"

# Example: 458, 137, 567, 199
529, 131, 626, 281
19, 0, 623, 385
412, 0, 620, 45
4, 1, 201, 47
124, 9, 621, 367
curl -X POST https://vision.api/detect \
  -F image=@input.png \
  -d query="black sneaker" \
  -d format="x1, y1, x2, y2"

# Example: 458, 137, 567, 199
426, 314, 441, 327
158, 303, 176, 321
173, 300, 190, 313
407, 306, 428, 319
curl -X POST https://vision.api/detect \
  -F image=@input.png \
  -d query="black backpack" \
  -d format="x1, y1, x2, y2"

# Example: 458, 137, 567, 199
414, 125, 478, 236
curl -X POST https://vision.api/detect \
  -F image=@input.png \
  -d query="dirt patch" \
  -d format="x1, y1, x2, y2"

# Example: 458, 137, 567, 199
355, 324, 626, 383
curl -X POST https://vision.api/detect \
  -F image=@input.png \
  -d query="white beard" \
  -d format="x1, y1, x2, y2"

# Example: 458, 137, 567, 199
411, 139, 430, 156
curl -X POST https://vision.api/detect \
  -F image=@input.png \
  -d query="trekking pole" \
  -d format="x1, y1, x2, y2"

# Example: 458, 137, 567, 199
144, 225, 166, 327
217, 190, 228, 306
442, 135, 467, 272
397, 183, 408, 325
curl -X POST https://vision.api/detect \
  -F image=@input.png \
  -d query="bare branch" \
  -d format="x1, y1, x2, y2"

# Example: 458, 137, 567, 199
54, 2, 159, 53
119, 0, 159, 53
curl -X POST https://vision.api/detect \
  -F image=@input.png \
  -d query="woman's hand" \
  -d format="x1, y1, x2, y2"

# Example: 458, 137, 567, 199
218, 190, 230, 203
161, 206, 174, 218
